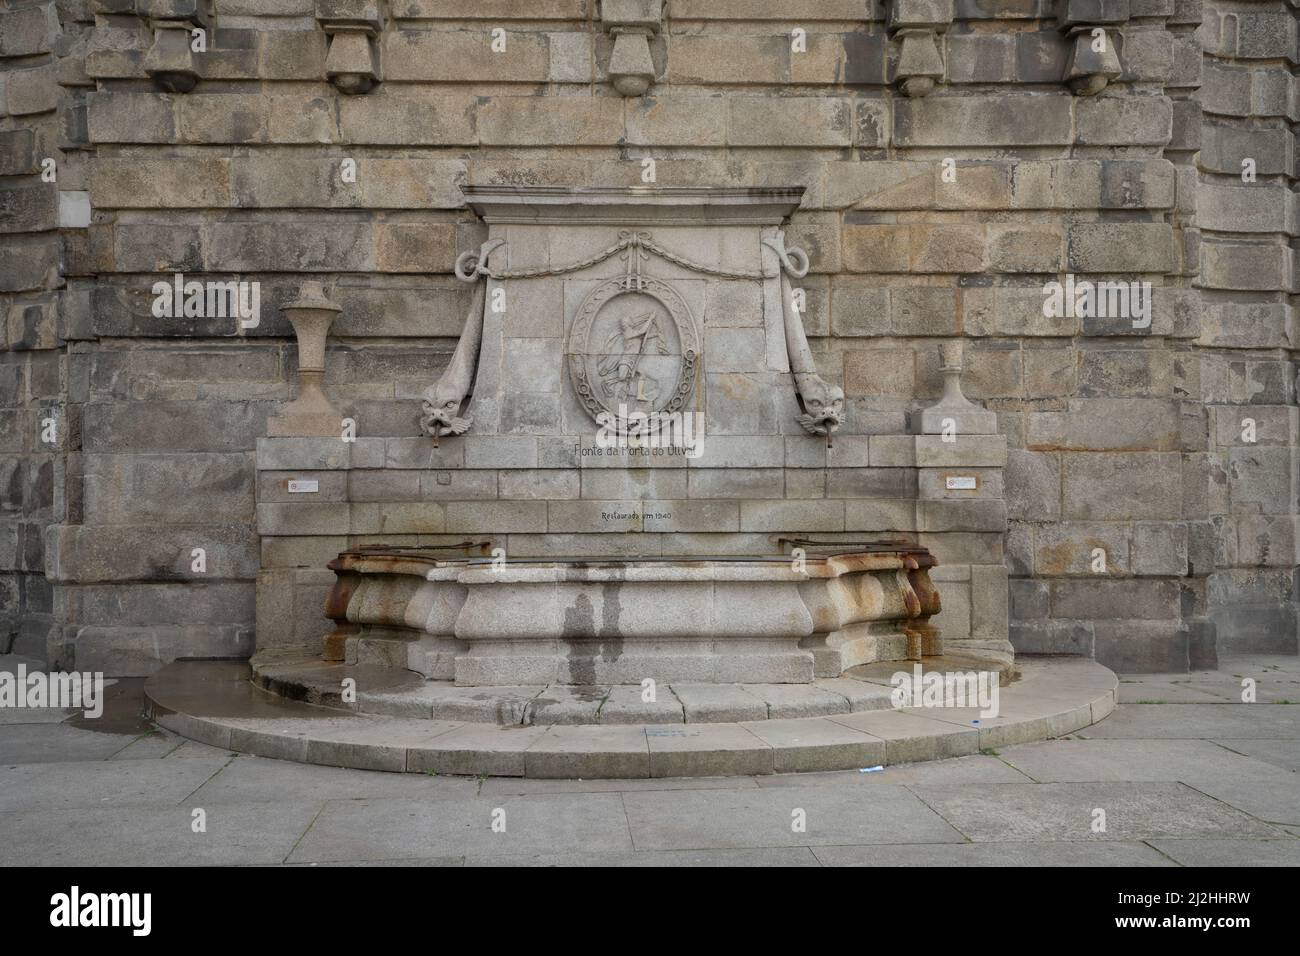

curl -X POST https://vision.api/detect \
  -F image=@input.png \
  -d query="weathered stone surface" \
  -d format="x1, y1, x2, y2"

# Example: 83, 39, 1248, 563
18, 6, 1300, 686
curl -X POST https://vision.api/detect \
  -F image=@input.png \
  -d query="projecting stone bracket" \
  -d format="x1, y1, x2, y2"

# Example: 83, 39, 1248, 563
888, 0, 952, 98
1056, 0, 1127, 95
602, 0, 663, 96
139, 0, 214, 94
316, 0, 386, 94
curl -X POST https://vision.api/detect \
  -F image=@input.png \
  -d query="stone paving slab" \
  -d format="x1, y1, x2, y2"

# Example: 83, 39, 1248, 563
1118, 681, 1240, 704
286, 794, 635, 863
1145, 839, 1300, 867
910, 781, 1284, 842
750, 754, 1034, 788
1120, 679, 1299, 704
621, 785, 965, 850
995, 738, 1295, 784
0, 802, 323, 866
478, 774, 761, 796
462, 847, 823, 866
0, 758, 229, 812
1078, 703, 1300, 739
109, 728, 195, 759
0, 724, 136, 764
187, 755, 478, 804
0, 706, 79, 725
1180, 778, 1300, 827
810, 841, 1178, 867
1212, 738, 1300, 772
285, 857, 466, 867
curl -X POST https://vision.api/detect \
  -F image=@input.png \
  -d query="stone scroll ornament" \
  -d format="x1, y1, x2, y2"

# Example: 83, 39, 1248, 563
764, 234, 845, 442
420, 231, 839, 440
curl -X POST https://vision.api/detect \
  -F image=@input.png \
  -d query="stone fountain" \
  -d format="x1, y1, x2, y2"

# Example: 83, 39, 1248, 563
248, 186, 1013, 732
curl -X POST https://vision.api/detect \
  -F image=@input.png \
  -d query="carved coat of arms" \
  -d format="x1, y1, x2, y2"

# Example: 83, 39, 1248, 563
565, 239, 699, 433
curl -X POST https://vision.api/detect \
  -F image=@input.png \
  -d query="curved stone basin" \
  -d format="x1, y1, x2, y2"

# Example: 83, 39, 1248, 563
324, 547, 941, 686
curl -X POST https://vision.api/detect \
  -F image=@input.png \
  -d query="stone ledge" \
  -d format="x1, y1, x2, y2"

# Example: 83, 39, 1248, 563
145, 657, 1116, 777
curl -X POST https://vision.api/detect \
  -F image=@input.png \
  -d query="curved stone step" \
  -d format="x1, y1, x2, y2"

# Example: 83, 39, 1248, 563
249, 651, 1019, 725
145, 658, 1117, 778
251, 658, 899, 724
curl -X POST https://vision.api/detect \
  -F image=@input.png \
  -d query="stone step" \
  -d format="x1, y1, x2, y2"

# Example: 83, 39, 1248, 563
145, 658, 1117, 778
252, 658, 900, 724
249, 652, 1019, 725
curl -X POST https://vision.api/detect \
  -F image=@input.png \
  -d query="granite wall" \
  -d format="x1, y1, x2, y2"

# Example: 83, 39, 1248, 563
1, 0, 1296, 674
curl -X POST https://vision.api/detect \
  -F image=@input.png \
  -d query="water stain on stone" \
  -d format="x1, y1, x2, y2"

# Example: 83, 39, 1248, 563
562, 585, 625, 685
65, 678, 155, 736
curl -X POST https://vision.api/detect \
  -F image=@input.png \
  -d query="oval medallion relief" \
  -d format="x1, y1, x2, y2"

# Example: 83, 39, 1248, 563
566, 277, 700, 433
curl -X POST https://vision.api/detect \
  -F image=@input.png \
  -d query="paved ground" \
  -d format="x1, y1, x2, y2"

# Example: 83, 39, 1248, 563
0, 654, 1296, 867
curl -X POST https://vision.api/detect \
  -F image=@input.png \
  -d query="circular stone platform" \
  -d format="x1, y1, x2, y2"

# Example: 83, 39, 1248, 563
145, 657, 1117, 778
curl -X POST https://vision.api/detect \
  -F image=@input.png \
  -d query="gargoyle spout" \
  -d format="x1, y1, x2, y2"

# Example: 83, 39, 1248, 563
779, 270, 843, 437
421, 282, 486, 438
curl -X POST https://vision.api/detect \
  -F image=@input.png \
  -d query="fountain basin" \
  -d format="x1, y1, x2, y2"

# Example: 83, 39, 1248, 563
324, 546, 942, 685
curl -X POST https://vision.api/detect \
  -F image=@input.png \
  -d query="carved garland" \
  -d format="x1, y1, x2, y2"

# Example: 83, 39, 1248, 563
453, 230, 809, 284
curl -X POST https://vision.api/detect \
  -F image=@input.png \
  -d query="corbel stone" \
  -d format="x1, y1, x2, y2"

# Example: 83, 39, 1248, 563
140, 1, 212, 94
1056, 0, 1127, 95
316, 0, 385, 95
888, 0, 952, 98
602, 0, 662, 97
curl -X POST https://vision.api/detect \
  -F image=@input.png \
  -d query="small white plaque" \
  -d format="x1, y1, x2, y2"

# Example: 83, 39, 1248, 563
945, 476, 978, 491
287, 480, 319, 494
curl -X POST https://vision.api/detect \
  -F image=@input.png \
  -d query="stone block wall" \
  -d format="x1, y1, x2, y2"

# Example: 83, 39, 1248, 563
3, 0, 1296, 674
1196, 0, 1299, 656
1, 1, 85, 662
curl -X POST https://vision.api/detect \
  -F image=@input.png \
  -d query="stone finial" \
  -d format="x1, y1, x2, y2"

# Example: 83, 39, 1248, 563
602, 0, 663, 96
141, 1, 213, 94
1056, 0, 1127, 95
919, 339, 998, 435
888, 0, 952, 98
268, 282, 344, 438
316, 0, 385, 94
